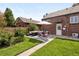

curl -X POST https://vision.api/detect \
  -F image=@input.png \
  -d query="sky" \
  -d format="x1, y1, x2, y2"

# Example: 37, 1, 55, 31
0, 3, 73, 21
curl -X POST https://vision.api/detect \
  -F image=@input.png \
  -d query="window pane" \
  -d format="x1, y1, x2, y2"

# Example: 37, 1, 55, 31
70, 17, 73, 23
70, 16, 79, 23
58, 26, 61, 30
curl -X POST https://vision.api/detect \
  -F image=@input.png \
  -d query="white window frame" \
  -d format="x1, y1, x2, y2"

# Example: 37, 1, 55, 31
70, 16, 79, 24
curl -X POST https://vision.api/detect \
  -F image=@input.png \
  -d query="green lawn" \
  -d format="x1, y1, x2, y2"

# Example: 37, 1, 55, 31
0, 36, 42, 56
31, 38, 79, 56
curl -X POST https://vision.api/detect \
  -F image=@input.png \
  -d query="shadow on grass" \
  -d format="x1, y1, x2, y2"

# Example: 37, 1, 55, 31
0, 43, 11, 49
55, 37, 79, 42
29, 38, 42, 43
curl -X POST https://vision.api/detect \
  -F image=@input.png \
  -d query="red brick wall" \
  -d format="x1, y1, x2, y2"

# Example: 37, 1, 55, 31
15, 19, 41, 31
43, 13, 79, 36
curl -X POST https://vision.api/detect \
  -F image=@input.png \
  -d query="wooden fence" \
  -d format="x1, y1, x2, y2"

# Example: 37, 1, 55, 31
0, 27, 27, 32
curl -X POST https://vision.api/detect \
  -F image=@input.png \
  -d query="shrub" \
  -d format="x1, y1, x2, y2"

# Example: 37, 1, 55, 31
0, 28, 27, 47
28, 24, 39, 31
0, 37, 10, 47
0, 31, 14, 47
14, 29, 28, 37
0, 29, 14, 39
10, 36, 24, 45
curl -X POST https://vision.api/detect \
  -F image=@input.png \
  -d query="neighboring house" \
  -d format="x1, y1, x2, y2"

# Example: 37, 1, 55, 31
42, 3, 79, 38
15, 17, 40, 27
15, 17, 51, 31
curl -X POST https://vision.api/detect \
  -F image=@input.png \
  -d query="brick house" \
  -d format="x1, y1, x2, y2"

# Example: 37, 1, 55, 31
42, 3, 79, 38
15, 17, 40, 27
15, 17, 43, 30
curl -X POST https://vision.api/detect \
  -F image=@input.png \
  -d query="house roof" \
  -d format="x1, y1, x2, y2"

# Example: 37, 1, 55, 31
16, 17, 40, 24
16, 17, 52, 25
43, 4, 79, 19
37, 21, 52, 25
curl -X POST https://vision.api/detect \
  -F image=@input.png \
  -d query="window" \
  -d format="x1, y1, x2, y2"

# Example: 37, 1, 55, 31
70, 16, 79, 24
57, 26, 61, 30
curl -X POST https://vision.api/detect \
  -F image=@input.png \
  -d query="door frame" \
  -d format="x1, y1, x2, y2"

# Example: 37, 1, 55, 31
56, 23, 62, 35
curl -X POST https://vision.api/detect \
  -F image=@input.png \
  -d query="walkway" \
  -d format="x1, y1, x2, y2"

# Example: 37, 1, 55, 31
17, 38, 54, 56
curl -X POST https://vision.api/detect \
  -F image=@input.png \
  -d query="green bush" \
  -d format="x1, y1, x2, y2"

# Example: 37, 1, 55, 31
28, 24, 39, 31
0, 36, 25, 47
0, 28, 28, 48
0, 32, 14, 47
0, 37, 10, 47
0, 31, 19, 47
10, 36, 24, 45
0, 31, 14, 39
14, 29, 28, 37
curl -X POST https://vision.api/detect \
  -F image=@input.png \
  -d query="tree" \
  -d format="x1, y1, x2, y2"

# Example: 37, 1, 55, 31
0, 13, 7, 27
4, 8, 15, 27
28, 23, 39, 31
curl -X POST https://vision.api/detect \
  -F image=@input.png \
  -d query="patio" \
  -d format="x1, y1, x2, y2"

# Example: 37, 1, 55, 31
27, 34, 53, 42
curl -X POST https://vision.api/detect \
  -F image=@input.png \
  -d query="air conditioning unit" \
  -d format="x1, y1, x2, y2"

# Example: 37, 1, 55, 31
72, 33, 79, 38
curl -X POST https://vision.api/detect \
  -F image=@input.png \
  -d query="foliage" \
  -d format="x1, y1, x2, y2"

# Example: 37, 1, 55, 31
0, 36, 42, 56
0, 27, 29, 47
0, 28, 27, 47
14, 28, 28, 37
28, 23, 39, 31
0, 37, 9, 47
9, 36, 24, 45
0, 31, 14, 47
0, 15, 7, 27
0, 36, 9, 47
4, 8, 15, 27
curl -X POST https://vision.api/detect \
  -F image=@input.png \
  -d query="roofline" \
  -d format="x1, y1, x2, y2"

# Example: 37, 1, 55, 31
42, 12, 79, 20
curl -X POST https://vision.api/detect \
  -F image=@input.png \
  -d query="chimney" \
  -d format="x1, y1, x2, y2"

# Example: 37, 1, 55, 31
30, 18, 32, 20
46, 13, 48, 16
43, 13, 48, 18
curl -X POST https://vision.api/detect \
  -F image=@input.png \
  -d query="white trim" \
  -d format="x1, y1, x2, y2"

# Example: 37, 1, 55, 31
56, 24, 62, 35
70, 16, 79, 24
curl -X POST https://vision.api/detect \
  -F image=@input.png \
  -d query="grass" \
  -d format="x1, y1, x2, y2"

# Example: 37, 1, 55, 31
0, 36, 42, 56
31, 38, 79, 56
